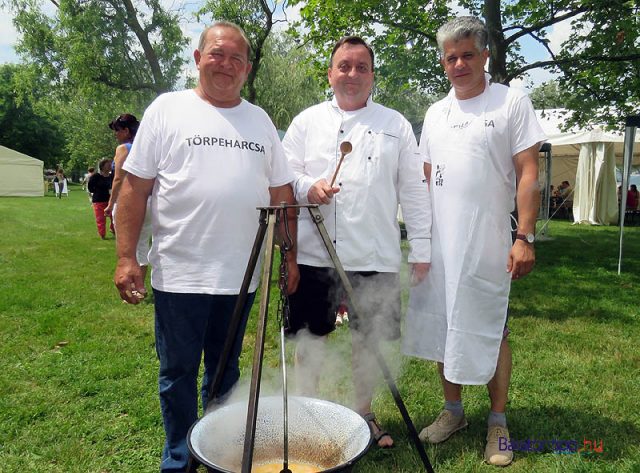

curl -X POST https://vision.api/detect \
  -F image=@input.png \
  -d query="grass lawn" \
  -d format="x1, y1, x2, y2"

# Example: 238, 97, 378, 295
1, 185, 639, 472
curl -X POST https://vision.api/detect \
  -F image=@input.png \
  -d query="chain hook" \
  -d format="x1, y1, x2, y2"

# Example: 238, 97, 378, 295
276, 205, 292, 331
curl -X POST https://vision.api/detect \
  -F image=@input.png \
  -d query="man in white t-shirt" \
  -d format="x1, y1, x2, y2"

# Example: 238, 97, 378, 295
403, 16, 545, 466
113, 21, 298, 473
282, 36, 432, 449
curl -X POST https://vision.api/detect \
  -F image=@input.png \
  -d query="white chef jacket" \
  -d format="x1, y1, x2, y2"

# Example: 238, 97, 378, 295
283, 97, 431, 272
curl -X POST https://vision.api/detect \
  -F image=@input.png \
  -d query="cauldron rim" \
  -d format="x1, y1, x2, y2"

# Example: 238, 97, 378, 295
187, 395, 373, 473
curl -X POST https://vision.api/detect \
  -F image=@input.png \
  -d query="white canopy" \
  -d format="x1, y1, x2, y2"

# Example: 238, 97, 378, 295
0, 145, 45, 197
536, 109, 640, 225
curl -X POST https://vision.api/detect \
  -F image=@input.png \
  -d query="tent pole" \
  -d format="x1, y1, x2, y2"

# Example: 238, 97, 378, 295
535, 143, 554, 240
539, 143, 552, 238
618, 115, 640, 275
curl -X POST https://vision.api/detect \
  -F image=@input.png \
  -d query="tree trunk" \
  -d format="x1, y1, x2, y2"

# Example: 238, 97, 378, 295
246, 32, 266, 104
484, 0, 509, 85
245, 0, 273, 104
122, 0, 168, 94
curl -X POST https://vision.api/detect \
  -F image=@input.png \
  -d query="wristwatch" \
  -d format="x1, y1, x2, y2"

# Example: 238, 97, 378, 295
516, 233, 535, 244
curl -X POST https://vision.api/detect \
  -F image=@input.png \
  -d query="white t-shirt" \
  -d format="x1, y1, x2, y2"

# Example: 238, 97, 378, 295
123, 90, 293, 294
283, 97, 431, 271
421, 79, 546, 209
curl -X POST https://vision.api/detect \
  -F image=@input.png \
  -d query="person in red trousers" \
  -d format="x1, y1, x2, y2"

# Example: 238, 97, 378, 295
88, 158, 115, 239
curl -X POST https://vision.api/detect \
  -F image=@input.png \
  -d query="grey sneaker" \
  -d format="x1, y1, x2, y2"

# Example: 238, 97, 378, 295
484, 425, 514, 466
419, 409, 468, 444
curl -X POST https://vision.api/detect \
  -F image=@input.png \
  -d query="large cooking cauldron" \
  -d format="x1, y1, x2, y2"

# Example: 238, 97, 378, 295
188, 396, 373, 472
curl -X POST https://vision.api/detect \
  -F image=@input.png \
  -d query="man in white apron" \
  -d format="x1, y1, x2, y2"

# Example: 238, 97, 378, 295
403, 16, 546, 466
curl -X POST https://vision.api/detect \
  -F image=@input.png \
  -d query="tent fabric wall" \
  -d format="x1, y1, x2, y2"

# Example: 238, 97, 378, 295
0, 145, 44, 197
538, 154, 578, 190
537, 109, 640, 185
573, 143, 618, 225
536, 109, 640, 225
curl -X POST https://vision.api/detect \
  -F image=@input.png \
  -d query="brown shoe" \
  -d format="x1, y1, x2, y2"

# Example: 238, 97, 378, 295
419, 409, 468, 444
484, 425, 514, 466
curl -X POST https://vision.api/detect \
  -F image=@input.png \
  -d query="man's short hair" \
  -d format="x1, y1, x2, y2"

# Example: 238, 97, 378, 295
330, 36, 375, 70
436, 16, 488, 56
198, 21, 252, 60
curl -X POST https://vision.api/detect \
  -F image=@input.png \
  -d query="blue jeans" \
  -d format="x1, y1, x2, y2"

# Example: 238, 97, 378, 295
153, 289, 256, 473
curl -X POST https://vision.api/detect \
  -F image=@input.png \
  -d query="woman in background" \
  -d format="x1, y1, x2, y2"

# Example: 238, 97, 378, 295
88, 158, 114, 239
105, 114, 139, 219
104, 113, 151, 281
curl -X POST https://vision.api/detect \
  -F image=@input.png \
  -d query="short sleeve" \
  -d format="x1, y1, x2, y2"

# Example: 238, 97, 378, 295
510, 95, 547, 157
267, 124, 294, 188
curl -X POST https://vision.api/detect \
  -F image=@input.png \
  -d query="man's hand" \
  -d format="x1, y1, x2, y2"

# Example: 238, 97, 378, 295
308, 178, 340, 205
507, 240, 535, 280
114, 257, 147, 304
104, 203, 113, 217
410, 262, 431, 286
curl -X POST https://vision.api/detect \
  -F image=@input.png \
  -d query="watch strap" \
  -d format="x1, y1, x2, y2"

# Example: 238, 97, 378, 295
515, 233, 534, 243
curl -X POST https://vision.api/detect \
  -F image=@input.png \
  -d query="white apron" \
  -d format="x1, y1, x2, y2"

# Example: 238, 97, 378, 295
403, 87, 512, 385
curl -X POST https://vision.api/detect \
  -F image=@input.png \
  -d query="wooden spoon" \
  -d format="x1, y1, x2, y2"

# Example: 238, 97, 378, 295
330, 141, 353, 187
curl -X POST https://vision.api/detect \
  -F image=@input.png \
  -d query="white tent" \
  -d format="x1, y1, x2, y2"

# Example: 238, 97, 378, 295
536, 109, 640, 225
0, 145, 45, 197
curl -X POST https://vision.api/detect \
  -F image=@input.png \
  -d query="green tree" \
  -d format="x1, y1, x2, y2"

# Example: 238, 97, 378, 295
291, 0, 640, 129
197, 0, 290, 104
253, 32, 325, 130
529, 80, 571, 110
2, 0, 188, 172
8, 0, 189, 97
57, 90, 150, 172
0, 64, 65, 168
374, 83, 437, 129
4, 60, 153, 173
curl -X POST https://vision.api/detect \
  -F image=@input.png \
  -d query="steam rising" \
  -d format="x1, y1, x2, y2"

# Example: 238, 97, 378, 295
195, 265, 409, 465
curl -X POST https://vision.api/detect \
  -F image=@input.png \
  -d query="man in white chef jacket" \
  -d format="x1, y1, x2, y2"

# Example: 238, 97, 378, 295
282, 36, 432, 449
403, 16, 546, 466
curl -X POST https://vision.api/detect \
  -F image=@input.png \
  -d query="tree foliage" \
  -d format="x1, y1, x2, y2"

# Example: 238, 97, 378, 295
2, 0, 327, 169
197, 0, 290, 103
0, 64, 65, 168
290, 0, 450, 97
3, 0, 192, 171
56, 88, 151, 172
290, 0, 640, 129
0, 63, 156, 173
529, 80, 571, 110
552, 1, 640, 127
9, 0, 189, 97
253, 32, 325, 130
1, 58, 157, 172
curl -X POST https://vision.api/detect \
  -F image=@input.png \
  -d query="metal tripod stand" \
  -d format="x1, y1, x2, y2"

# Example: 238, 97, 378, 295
187, 204, 435, 473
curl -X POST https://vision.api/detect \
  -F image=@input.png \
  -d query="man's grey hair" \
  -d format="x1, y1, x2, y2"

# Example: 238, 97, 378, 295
436, 16, 488, 56
198, 21, 252, 59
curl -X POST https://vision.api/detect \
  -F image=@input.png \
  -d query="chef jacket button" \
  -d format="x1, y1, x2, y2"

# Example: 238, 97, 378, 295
368, 156, 371, 160
339, 182, 342, 186
340, 129, 344, 133
368, 130, 372, 134
333, 240, 336, 244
